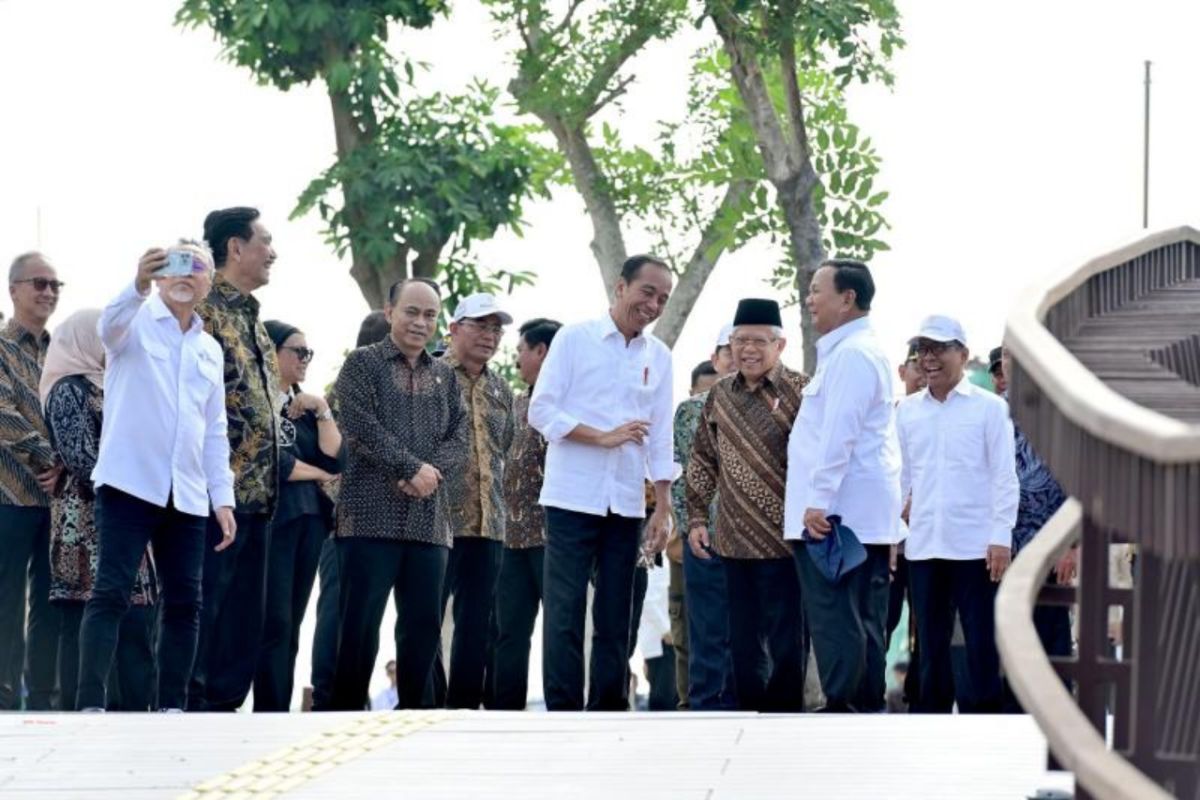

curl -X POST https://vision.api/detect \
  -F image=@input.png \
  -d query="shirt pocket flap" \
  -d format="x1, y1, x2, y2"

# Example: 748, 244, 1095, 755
143, 338, 170, 361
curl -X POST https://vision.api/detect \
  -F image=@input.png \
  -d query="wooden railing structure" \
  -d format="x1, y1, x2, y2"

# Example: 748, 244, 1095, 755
998, 227, 1200, 799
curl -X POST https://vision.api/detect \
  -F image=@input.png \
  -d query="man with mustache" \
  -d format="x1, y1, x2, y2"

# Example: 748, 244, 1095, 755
188, 207, 282, 711
529, 255, 676, 711
77, 242, 236, 711
428, 293, 515, 709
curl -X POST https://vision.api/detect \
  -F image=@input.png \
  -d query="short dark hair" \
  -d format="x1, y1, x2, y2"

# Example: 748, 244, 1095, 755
387, 277, 442, 305
203, 207, 260, 268
519, 317, 561, 351
620, 254, 669, 284
690, 360, 718, 389
822, 259, 875, 311
355, 310, 390, 348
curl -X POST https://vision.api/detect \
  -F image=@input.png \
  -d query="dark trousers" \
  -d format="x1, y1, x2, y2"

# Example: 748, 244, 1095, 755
724, 556, 808, 712
793, 542, 891, 712
309, 536, 340, 710
77, 487, 205, 710
908, 558, 1004, 713
645, 643, 679, 711
0, 505, 58, 710
328, 537, 447, 711
254, 515, 326, 711
491, 546, 544, 710
668, 558, 688, 708
429, 537, 502, 709
188, 511, 271, 711
682, 543, 737, 710
59, 601, 157, 711
542, 507, 640, 711
1035, 573, 1073, 659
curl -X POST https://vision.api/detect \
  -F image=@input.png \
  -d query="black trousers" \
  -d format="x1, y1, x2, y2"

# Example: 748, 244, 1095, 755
542, 507, 640, 711
428, 537, 502, 709
644, 642, 679, 711
0, 505, 58, 710
793, 542, 891, 712
491, 546, 544, 710
254, 515, 326, 711
77, 487, 205, 710
309, 536, 340, 710
59, 601, 157, 711
908, 558, 1004, 713
188, 511, 271, 711
328, 537, 448, 711
724, 556, 808, 712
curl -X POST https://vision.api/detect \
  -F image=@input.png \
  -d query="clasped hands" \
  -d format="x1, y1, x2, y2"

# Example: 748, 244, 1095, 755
398, 462, 442, 499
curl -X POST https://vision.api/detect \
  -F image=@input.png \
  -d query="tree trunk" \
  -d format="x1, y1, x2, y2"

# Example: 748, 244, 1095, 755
654, 179, 753, 348
544, 117, 628, 297
777, 176, 825, 373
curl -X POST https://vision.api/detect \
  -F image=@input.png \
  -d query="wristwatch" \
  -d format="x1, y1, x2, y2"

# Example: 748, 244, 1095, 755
315, 408, 334, 422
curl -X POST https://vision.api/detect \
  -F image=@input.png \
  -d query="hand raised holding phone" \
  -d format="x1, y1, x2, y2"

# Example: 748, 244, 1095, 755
135, 248, 169, 295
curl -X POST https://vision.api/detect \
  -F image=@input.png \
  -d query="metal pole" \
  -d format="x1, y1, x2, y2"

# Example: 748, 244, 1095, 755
1143, 60, 1151, 229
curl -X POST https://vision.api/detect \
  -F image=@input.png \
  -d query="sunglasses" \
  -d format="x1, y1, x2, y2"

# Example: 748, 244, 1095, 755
282, 346, 314, 363
915, 340, 960, 357
12, 278, 65, 294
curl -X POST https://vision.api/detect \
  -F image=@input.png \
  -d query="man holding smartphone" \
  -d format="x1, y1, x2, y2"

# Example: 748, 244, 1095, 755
76, 243, 236, 711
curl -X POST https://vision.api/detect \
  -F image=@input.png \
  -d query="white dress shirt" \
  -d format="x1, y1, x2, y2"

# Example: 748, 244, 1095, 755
896, 377, 1019, 560
91, 281, 234, 517
784, 317, 903, 544
529, 314, 675, 519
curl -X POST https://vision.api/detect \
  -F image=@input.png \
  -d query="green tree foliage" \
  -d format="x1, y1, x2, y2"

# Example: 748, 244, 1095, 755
177, 0, 550, 313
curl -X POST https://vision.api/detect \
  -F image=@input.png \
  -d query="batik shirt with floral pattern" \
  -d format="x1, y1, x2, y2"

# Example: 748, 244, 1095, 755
503, 390, 547, 549
671, 392, 717, 538
0, 319, 54, 506
196, 273, 280, 516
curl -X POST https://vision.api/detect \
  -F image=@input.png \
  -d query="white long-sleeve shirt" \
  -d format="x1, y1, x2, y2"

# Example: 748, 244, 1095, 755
91, 281, 234, 517
784, 317, 902, 544
896, 377, 1019, 560
529, 314, 675, 519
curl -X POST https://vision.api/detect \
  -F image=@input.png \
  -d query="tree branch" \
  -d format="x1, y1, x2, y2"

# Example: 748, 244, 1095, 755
585, 73, 635, 119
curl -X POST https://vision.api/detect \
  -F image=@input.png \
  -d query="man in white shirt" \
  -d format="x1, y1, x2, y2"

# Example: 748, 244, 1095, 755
895, 315, 1018, 713
76, 243, 236, 711
785, 260, 902, 712
529, 255, 675, 711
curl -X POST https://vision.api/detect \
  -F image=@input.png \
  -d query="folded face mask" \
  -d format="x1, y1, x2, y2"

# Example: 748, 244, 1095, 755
802, 514, 868, 583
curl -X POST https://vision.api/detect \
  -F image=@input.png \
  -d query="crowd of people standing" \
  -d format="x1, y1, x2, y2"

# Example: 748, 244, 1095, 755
0, 206, 1072, 714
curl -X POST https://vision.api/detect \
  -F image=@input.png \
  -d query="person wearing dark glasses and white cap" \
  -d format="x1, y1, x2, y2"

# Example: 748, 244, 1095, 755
252, 320, 344, 712
427, 292, 516, 710
895, 314, 1018, 714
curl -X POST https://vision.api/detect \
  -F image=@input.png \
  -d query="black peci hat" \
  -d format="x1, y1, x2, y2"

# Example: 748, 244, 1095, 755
732, 298, 782, 328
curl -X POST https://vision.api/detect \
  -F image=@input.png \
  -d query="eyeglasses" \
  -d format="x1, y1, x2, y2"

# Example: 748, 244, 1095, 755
12, 278, 65, 294
282, 346, 314, 363
915, 340, 958, 357
730, 335, 777, 349
461, 319, 506, 337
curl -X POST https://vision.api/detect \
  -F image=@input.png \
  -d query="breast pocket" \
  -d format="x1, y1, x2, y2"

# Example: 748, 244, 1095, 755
189, 350, 224, 411
943, 422, 985, 467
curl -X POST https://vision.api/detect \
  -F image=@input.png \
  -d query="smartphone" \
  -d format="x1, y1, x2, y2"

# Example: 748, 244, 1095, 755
157, 249, 195, 277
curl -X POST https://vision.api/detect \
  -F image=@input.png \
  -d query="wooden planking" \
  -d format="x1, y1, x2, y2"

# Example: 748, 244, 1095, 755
0, 712, 1073, 800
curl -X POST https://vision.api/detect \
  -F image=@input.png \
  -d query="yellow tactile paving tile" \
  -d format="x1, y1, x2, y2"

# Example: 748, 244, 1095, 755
179, 711, 451, 799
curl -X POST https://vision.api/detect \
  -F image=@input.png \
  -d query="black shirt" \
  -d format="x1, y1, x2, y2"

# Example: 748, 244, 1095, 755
276, 394, 345, 529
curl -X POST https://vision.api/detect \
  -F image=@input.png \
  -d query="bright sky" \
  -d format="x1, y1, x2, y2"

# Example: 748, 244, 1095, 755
3, 0, 1198, 704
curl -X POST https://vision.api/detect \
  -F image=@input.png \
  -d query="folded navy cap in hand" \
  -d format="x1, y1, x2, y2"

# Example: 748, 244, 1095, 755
802, 514, 868, 583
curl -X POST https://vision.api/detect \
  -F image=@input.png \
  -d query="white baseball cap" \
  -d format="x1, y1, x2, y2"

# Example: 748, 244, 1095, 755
451, 292, 513, 325
915, 314, 967, 347
716, 323, 734, 348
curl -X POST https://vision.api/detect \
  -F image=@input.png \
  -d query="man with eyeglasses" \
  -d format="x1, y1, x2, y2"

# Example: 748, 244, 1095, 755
895, 315, 1018, 713
188, 207, 281, 712
327, 278, 467, 711
686, 298, 810, 712
428, 293, 515, 709
784, 260, 902, 713
0, 252, 64, 709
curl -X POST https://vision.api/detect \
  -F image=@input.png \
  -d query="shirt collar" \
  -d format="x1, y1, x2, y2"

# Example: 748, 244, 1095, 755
381, 335, 432, 366
921, 375, 975, 404
598, 312, 643, 346
733, 362, 784, 392
442, 351, 491, 381
148, 291, 204, 334
815, 316, 871, 360
3, 318, 50, 350
211, 271, 259, 312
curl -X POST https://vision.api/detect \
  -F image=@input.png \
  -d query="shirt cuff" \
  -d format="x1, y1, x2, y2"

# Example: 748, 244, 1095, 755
540, 411, 581, 443
989, 528, 1013, 548
648, 456, 679, 484
209, 485, 236, 510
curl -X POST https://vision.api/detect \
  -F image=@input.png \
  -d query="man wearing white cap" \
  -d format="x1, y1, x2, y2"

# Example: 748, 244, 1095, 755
669, 322, 737, 709
895, 314, 1018, 713
430, 292, 516, 709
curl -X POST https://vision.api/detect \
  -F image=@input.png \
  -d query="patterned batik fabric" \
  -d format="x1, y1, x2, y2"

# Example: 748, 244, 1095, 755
196, 273, 281, 516
1011, 421, 1067, 556
686, 365, 808, 560
502, 391, 547, 550
45, 376, 155, 604
334, 338, 468, 547
441, 355, 515, 541
0, 319, 54, 506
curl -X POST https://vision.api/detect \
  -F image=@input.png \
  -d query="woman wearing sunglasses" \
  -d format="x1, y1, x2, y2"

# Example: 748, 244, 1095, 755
253, 320, 344, 711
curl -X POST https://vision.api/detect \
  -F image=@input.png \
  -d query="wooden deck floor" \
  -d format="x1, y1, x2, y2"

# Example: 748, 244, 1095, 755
0, 711, 1074, 799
